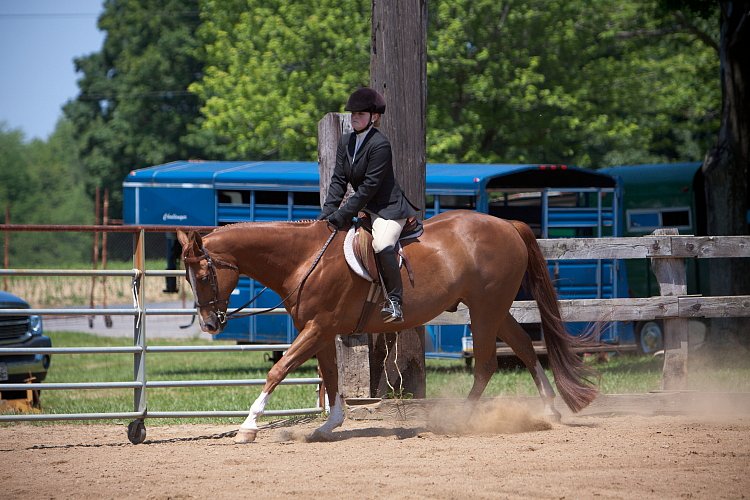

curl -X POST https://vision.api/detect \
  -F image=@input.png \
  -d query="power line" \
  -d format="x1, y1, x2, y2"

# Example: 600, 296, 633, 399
0, 11, 199, 19
0, 13, 101, 18
78, 90, 197, 101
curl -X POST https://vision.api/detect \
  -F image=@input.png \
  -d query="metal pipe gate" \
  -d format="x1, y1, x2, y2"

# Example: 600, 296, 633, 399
0, 228, 323, 443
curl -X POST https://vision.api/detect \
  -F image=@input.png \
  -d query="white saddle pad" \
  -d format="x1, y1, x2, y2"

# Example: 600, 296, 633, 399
343, 227, 374, 282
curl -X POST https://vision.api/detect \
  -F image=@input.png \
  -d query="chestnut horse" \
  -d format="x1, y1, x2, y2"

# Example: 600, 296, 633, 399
177, 210, 597, 443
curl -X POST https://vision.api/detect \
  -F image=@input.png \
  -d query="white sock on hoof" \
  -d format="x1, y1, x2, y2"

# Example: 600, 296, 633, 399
240, 391, 270, 432
316, 393, 345, 433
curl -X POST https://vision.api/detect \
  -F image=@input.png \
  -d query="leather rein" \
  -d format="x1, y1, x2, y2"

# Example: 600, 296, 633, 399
184, 227, 338, 325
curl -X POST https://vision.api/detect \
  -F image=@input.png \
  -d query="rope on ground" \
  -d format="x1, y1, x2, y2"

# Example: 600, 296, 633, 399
26, 415, 320, 449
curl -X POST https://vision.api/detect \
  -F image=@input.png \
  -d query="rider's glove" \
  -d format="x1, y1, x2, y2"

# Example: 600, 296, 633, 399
327, 210, 350, 230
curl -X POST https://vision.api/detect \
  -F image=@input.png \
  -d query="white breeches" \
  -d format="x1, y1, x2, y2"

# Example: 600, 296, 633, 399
371, 215, 406, 253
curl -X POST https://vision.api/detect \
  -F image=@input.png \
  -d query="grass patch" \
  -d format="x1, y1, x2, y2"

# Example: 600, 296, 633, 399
6, 259, 189, 308
6, 332, 750, 427
424, 354, 667, 398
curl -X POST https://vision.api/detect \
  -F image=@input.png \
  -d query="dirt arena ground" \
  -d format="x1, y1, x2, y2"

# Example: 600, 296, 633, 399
2, 398, 749, 500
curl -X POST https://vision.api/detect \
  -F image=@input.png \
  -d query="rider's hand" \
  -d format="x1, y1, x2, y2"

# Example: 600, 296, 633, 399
327, 211, 350, 230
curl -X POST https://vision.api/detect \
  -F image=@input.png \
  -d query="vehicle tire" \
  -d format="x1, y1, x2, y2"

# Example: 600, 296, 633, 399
636, 321, 664, 355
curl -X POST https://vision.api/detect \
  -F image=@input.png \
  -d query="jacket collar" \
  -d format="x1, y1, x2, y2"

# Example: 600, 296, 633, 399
348, 127, 377, 163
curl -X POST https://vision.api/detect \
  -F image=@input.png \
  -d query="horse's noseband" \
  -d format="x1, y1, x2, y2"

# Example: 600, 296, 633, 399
184, 247, 238, 325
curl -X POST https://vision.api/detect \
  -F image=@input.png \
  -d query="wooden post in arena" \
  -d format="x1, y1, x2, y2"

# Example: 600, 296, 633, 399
651, 228, 688, 390
369, 0, 427, 398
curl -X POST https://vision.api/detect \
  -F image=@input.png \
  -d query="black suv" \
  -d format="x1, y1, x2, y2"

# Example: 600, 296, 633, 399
0, 290, 52, 385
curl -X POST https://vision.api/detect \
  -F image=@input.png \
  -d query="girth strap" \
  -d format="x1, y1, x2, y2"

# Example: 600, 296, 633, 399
353, 281, 382, 334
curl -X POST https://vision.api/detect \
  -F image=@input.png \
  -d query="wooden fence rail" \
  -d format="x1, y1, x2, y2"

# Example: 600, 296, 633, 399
428, 231, 750, 391
535, 234, 750, 259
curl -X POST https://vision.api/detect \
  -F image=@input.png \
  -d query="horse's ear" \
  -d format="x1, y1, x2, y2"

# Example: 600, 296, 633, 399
176, 230, 189, 249
192, 231, 203, 248
176, 230, 203, 252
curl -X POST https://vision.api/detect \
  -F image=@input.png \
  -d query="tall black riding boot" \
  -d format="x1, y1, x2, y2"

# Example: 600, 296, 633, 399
375, 247, 403, 323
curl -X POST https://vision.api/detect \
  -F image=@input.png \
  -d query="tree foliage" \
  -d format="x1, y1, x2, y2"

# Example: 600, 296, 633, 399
427, 0, 719, 166
191, 0, 370, 160
192, 0, 719, 168
0, 124, 33, 211
0, 121, 93, 266
30, 0, 724, 229
63, 0, 207, 215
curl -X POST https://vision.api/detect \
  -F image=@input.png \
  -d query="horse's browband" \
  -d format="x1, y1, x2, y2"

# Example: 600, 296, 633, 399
184, 248, 238, 271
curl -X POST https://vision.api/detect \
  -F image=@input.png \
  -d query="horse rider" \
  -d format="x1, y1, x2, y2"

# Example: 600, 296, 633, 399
318, 87, 418, 323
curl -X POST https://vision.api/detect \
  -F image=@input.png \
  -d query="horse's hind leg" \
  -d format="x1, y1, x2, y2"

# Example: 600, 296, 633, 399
498, 314, 561, 422
310, 338, 345, 438
466, 315, 499, 400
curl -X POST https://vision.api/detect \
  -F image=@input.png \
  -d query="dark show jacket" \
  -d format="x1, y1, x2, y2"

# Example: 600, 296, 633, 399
321, 128, 417, 222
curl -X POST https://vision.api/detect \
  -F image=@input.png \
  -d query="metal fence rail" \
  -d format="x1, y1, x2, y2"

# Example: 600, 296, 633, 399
0, 302, 324, 436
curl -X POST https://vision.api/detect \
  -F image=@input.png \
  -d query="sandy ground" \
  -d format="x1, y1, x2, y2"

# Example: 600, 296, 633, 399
2, 401, 749, 500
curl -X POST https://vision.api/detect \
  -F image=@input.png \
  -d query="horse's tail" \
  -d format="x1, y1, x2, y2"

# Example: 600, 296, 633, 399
510, 220, 598, 412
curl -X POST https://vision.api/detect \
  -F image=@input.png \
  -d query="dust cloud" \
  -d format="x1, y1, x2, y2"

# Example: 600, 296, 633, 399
426, 400, 552, 435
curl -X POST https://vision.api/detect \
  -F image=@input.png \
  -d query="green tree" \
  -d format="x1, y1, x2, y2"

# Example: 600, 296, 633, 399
63, 0, 207, 216
193, 0, 718, 169
0, 120, 93, 266
191, 0, 370, 160
427, 0, 719, 167
664, 0, 750, 345
0, 124, 33, 213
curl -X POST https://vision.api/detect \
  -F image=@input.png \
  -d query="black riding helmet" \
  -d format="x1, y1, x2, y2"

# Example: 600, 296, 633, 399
345, 87, 386, 114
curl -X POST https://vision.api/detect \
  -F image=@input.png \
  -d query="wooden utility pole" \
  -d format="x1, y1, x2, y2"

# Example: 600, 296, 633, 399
369, 0, 428, 398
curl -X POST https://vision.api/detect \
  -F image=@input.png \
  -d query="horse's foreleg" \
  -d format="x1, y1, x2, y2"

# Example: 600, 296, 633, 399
235, 323, 325, 444
498, 314, 560, 422
311, 339, 345, 437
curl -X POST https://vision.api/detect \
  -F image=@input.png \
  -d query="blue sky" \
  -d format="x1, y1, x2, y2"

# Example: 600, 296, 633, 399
0, 0, 105, 141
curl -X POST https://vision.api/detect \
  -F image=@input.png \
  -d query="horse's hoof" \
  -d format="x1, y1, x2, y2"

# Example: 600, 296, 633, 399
234, 429, 257, 443
543, 410, 562, 424
307, 429, 335, 443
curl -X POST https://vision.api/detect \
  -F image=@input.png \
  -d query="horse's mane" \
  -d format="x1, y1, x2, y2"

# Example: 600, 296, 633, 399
212, 219, 321, 234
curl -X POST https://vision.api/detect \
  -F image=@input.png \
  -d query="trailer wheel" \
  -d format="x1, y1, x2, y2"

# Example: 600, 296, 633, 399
636, 321, 664, 355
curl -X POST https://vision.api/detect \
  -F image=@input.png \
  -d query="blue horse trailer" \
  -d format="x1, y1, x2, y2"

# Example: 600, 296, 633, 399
124, 160, 631, 357
600, 162, 706, 354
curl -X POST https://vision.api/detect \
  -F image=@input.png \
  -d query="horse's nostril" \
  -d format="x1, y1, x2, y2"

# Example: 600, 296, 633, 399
202, 315, 216, 331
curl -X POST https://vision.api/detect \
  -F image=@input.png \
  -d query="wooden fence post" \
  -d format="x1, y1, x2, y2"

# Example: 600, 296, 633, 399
650, 228, 688, 390
3, 205, 9, 290
317, 112, 371, 400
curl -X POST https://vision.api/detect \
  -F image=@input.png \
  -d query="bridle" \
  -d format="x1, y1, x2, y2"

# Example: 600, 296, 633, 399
183, 246, 239, 326
183, 227, 338, 326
